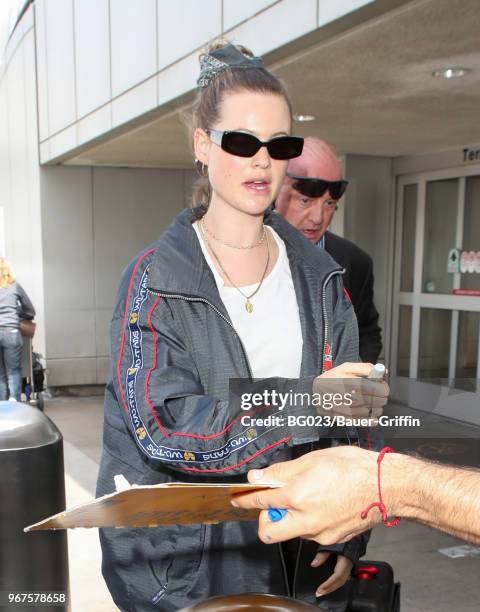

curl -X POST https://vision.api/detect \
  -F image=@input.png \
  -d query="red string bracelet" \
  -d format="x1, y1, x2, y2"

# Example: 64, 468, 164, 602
360, 446, 401, 527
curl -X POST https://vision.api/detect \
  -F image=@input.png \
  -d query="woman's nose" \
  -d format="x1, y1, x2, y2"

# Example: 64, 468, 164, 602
252, 146, 271, 169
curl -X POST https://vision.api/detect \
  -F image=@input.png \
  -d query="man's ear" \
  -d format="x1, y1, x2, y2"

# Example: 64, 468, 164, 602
193, 128, 210, 165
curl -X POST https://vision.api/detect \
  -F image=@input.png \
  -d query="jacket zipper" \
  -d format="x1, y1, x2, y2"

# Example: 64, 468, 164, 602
288, 272, 344, 597
321, 269, 344, 374
147, 289, 254, 379
150, 288, 291, 592
151, 273, 343, 596
150, 268, 343, 379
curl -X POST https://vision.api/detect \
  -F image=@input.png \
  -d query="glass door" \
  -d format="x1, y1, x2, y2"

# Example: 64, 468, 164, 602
392, 167, 480, 425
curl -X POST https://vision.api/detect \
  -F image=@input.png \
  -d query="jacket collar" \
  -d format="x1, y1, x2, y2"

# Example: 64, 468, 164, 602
147, 206, 341, 302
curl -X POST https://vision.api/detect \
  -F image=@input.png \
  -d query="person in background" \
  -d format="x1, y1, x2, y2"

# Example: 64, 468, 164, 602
0, 258, 35, 401
276, 138, 382, 363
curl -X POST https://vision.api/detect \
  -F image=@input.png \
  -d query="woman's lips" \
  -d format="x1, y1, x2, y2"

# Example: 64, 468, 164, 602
243, 180, 271, 194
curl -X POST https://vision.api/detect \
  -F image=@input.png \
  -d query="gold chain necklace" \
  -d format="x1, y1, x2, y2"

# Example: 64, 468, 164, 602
200, 219, 270, 313
201, 218, 266, 249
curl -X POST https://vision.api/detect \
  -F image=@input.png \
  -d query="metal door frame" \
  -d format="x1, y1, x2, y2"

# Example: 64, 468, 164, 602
391, 163, 480, 425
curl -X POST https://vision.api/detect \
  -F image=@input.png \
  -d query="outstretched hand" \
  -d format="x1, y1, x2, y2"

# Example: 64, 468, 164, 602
231, 446, 384, 545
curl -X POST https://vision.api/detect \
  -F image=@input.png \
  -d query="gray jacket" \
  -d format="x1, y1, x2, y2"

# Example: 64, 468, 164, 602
97, 207, 368, 611
0, 282, 35, 328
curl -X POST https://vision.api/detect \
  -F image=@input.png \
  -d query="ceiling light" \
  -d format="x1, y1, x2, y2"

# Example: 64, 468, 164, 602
432, 67, 470, 79
293, 114, 316, 122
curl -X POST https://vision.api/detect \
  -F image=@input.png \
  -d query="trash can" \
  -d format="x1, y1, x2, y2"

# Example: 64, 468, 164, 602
0, 401, 69, 611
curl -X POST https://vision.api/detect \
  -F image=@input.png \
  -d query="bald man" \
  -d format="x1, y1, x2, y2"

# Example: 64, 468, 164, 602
276, 138, 382, 363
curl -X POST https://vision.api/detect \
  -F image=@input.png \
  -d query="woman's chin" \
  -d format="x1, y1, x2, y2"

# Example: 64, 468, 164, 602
238, 195, 274, 216
210, 191, 273, 217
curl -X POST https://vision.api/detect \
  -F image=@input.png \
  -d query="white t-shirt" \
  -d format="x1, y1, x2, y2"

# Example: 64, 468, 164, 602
193, 222, 303, 379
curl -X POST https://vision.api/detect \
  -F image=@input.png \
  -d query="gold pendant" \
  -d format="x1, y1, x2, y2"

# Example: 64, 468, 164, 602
245, 299, 253, 314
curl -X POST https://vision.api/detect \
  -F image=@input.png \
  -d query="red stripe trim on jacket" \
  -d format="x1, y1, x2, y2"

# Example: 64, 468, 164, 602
145, 295, 171, 438
117, 250, 290, 467
116, 248, 155, 415
144, 297, 260, 439
180, 437, 291, 473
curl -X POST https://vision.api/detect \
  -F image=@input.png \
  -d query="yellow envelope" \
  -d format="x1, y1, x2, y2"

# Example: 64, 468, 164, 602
25, 482, 282, 531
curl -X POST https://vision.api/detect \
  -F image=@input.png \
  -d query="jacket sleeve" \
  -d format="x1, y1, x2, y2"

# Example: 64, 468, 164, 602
110, 252, 323, 475
16, 284, 35, 319
354, 257, 382, 363
317, 532, 371, 565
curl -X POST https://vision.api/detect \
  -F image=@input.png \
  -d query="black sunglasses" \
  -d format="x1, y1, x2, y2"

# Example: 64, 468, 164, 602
287, 173, 349, 200
206, 129, 304, 160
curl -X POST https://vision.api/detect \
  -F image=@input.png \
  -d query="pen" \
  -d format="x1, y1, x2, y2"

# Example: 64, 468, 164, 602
268, 506, 288, 522
367, 363, 386, 380
366, 363, 386, 423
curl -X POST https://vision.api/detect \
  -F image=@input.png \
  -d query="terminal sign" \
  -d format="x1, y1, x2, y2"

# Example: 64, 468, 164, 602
462, 147, 480, 162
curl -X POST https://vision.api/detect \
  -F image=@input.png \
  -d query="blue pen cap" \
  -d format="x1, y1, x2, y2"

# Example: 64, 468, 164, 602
268, 506, 288, 522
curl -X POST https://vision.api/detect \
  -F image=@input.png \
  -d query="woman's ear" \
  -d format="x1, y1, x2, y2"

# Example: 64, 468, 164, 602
193, 128, 210, 165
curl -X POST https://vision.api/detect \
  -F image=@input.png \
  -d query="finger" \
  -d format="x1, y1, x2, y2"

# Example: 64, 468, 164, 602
347, 396, 387, 418
311, 551, 330, 568
318, 364, 372, 381
316, 557, 352, 596
231, 486, 291, 510
335, 384, 389, 417
316, 572, 348, 597
335, 554, 354, 574
361, 379, 390, 398
334, 403, 371, 418
335, 362, 374, 377
247, 455, 315, 486
316, 404, 370, 418
370, 405, 384, 418
257, 508, 308, 544
369, 394, 389, 408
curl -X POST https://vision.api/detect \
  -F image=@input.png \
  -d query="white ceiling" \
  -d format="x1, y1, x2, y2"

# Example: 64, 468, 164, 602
66, 0, 480, 168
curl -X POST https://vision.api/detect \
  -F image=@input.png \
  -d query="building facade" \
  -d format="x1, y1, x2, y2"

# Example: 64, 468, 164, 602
1, 0, 479, 424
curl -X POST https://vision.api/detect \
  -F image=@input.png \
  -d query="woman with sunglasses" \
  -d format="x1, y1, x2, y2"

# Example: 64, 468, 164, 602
97, 42, 383, 612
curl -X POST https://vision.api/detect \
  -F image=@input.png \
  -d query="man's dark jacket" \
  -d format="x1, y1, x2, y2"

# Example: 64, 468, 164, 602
324, 231, 382, 363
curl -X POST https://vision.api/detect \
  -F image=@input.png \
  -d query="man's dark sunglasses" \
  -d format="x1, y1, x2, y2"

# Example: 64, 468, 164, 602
207, 129, 304, 160
287, 173, 349, 200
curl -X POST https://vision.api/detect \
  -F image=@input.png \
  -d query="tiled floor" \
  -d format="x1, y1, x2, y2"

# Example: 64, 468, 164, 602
43, 397, 480, 612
